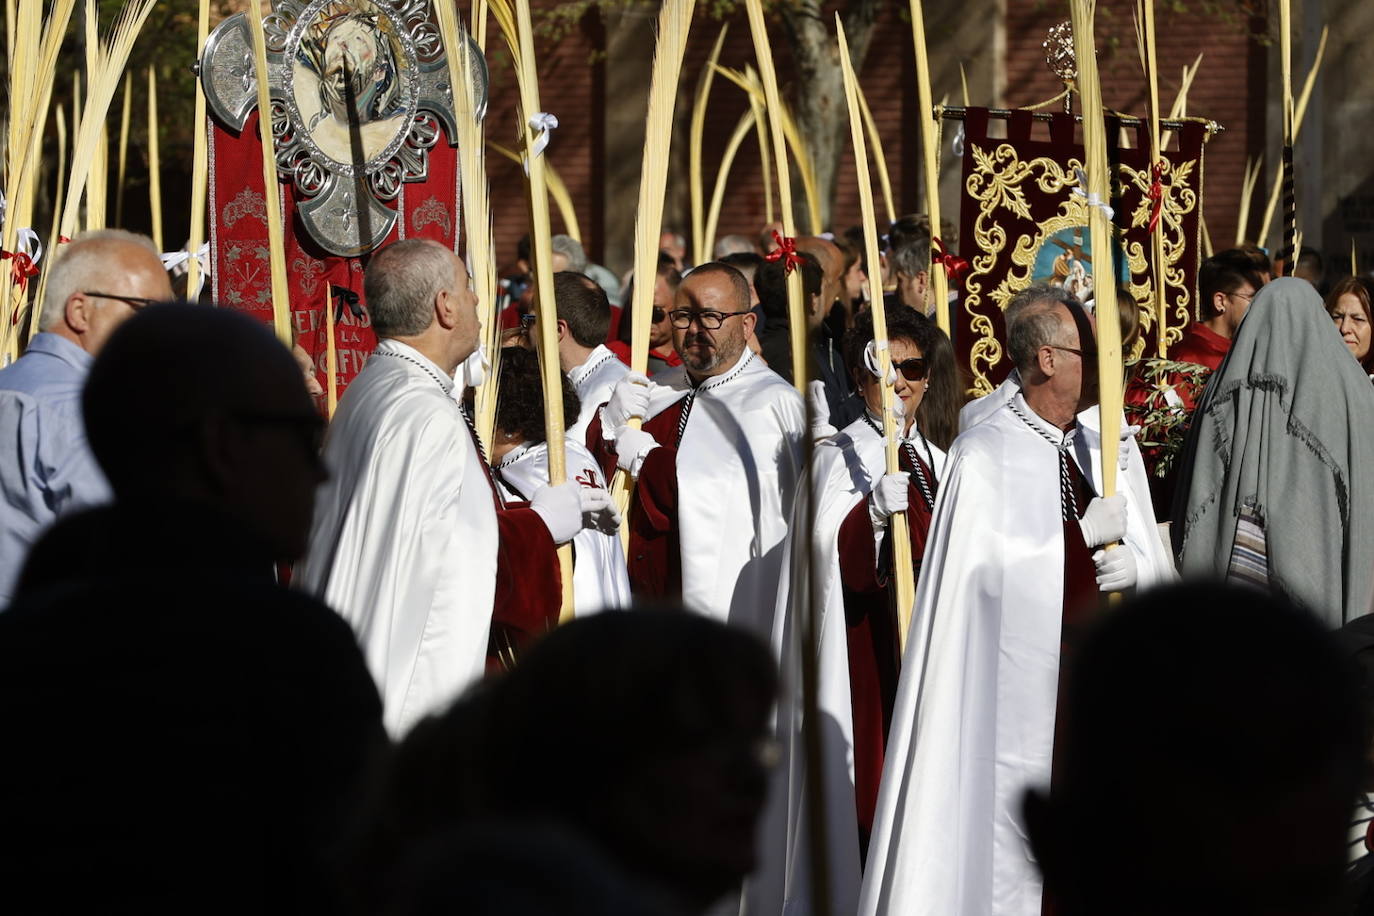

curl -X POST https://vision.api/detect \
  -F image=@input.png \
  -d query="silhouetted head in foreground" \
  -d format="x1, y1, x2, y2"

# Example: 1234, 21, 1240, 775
369, 608, 779, 914
1025, 583, 1365, 916
82, 304, 326, 562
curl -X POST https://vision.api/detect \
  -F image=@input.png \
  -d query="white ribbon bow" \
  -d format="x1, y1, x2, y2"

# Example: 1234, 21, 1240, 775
15, 227, 41, 265
160, 242, 211, 300
863, 338, 897, 385
523, 112, 559, 175
1072, 167, 1114, 222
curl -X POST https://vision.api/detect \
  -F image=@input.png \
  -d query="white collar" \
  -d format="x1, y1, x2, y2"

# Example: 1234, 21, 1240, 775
864, 406, 922, 442
496, 440, 536, 469
374, 338, 456, 396
567, 344, 617, 388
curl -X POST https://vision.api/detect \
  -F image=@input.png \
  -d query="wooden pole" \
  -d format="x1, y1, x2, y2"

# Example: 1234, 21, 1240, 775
1139, 0, 1166, 358
690, 24, 728, 265
744, 0, 806, 393
1070, 0, 1122, 505
838, 18, 917, 649
602, 0, 696, 549
908, 0, 950, 333
114, 71, 131, 227
146, 67, 162, 252
185, 0, 211, 301
244, 0, 292, 344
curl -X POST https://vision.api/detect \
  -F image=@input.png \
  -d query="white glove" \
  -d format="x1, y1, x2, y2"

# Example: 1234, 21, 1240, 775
1118, 423, 1141, 472
531, 480, 584, 545
612, 425, 660, 475
868, 472, 910, 527
1093, 546, 1138, 591
601, 372, 652, 431
1078, 493, 1127, 548
808, 380, 837, 441
577, 486, 622, 536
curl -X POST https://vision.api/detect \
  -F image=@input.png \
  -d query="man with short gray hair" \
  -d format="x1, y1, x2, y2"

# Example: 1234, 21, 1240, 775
859, 288, 1174, 916
297, 239, 619, 735
0, 229, 172, 605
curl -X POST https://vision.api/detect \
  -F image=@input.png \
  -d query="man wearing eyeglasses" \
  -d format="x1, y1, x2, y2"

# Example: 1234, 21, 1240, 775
0, 229, 171, 606
860, 289, 1174, 916
589, 261, 804, 641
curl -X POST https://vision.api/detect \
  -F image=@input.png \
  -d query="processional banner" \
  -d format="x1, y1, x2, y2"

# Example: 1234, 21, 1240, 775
953, 107, 1209, 396
200, 0, 482, 397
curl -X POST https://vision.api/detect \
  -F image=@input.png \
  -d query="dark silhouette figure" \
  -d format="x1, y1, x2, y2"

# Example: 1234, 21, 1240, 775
1025, 582, 1366, 916
353, 608, 778, 915
0, 305, 386, 913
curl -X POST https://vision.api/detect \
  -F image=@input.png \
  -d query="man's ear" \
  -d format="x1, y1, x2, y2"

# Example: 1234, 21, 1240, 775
1212, 290, 1229, 317
741, 308, 758, 339
556, 318, 569, 343
65, 293, 92, 333
434, 288, 458, 330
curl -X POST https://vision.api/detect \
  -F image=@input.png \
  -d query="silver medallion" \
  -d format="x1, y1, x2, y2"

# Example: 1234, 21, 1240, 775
200, 0, 486, 257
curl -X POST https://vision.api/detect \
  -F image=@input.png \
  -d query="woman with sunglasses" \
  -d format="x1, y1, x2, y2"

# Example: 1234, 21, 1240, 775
801, 304, 948, 867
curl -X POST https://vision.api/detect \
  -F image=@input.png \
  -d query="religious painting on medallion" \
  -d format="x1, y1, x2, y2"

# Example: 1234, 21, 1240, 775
198, 0, 487, 398
952, 107, 1213, 397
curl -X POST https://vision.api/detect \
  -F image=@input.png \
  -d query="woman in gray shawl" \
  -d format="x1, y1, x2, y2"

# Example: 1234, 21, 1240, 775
1174, 278, 1374, 626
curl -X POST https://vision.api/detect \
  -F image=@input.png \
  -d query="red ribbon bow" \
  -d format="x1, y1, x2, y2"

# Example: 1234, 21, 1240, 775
1, 249, 38, 290
931, 237, 971, 286
764, 230, 804, 275
1147, 161, 1165, 235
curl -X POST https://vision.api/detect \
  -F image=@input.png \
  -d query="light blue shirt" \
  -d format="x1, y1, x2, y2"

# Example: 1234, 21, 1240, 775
0, 332, 112, 605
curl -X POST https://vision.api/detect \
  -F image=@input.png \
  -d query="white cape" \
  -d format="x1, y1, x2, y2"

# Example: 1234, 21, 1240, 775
296, 340, 496, 737
643, 350, 806, 640
494, 437, 631, 614
857, 396, 1174, 916
753, 414, 948, 916
568, 344, 629, 445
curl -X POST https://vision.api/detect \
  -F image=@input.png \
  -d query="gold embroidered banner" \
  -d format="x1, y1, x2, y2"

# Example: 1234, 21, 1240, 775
954, 108, 1209, 395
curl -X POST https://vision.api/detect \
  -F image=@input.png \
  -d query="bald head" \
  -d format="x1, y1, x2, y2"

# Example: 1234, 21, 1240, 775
84, 305, 323, 559
39, 230, 172, 354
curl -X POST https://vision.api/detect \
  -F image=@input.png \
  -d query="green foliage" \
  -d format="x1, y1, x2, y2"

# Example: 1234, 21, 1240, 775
1124, 357, 1213, 478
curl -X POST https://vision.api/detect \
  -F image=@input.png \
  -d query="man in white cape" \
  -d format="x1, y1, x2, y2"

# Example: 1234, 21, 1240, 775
297, 240, 617, 736
588, 261, 805, 640
858, 287, 1175, 916
540, 270, 629, 445
489, 345, 630, 614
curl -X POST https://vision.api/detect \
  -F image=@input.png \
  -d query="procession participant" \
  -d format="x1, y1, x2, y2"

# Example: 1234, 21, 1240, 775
591, 261, 805, 636
1124, 249, 1265, 515
1325, 275, 1374, 377
0, 229, 172, 606
539, 271, 630, 444
491, 345, 630, 615
858, 292, 1174, 916
885, 214, 932, 314
1174, 278, 1374, 627
296, 239, 618, 735
755, 250, 861, 428
610, 254, 682, 376
811, 304, 949, 855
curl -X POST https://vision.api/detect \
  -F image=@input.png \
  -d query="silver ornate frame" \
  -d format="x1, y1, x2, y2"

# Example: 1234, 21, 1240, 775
200, 0, 486, 257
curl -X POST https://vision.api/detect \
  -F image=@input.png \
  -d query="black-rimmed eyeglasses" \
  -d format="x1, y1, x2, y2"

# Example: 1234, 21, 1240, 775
667, 309, 750, 330
84, 291, 162, 311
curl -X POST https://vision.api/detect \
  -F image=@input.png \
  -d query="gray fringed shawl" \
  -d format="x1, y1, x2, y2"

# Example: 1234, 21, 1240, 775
1176, 278, 1374, 626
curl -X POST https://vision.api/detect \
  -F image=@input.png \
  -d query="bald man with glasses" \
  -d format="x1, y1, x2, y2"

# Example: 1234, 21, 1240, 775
588, 261, 804, 642
0, 229, 172, 605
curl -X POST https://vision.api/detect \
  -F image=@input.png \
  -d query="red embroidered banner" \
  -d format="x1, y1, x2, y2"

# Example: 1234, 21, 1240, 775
953, 108, 1209, 396
208, 112, 460, 400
